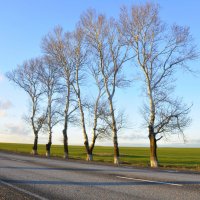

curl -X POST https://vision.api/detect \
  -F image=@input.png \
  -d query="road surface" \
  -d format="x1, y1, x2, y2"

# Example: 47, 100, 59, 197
0, 151, 200, 200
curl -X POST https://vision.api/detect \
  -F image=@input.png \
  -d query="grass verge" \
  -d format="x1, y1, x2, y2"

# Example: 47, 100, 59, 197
0, 142, 200, 171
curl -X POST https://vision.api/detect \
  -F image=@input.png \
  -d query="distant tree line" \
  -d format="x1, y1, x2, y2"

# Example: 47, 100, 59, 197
6, 2, 198, 167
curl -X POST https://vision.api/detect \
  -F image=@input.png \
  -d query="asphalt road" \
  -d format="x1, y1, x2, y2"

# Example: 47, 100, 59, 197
0, 151, 200, 200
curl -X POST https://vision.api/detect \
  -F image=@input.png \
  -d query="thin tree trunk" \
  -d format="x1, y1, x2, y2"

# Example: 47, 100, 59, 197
78, 98, 92, 160
83, 131, 92, 161
146, 74, 158, 167
46, 132, 52, 157
78, 96, 93, 161
113, 134, 120, 164
149, 125, 158, 168
109, 100, 120, 165
63, 83, 70, 159
76, 82, 92, 161
89, 131, 97, 156
83, 136, 92, 161
102, 71, 120, 164
88, 97, 99, 158
63, 126, 69, 159
46, 94, 52, 157
32, 131, 38, 155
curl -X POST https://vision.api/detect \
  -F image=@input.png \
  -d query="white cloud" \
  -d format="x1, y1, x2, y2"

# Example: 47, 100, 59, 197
0, 100, 12, 110
0, 100, 12, 118
188, 138, 200, 144
0, 110, 6, 117
0, 73, 4, 82
3, 122, 30, 136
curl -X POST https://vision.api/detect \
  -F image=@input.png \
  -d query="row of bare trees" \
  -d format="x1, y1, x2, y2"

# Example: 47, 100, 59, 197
6, 3, 198, 167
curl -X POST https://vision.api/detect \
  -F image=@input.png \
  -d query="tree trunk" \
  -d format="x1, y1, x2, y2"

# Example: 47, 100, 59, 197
45, 142, 51, 157
75, 64, 93, 161
63, 84, 70, 159
88, 133, 97, 161
46, 133, 52, 157
113, 134, 120, 164
149, 126, 158, 168
109, 99, 120, 165
86, 153, 93, 161
84, 140, 93, 161
32, 132, 38, 155
63, 129, 69, 159
77, 94, 93, 161
89, 133, 96, 155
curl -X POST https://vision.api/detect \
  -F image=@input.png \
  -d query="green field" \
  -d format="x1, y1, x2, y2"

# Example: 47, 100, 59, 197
0, 143, 200, 170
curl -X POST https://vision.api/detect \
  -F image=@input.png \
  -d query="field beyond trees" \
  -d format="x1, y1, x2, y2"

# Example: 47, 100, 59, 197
0, 143, 199, 171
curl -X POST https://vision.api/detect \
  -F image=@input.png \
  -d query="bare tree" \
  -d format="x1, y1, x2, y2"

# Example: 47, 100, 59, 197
42, 27, 111, 160
120, 2, 198, 167
80, 10, 131, 164
6, 58, 46, 155
41, 27, 78, 159
70, 27, 95, 161
86, 64, 110, 155
46, 26, 109, 161
38, 56, 62, 157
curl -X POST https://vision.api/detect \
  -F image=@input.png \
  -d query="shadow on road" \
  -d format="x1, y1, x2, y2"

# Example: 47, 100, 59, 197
1, 179, 200, 186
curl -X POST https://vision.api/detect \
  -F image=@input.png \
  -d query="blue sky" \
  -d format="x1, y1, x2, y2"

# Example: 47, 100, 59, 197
0, 0, 200, 146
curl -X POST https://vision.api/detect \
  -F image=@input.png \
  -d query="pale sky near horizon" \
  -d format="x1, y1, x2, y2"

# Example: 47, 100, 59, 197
0, 0, 200, 147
